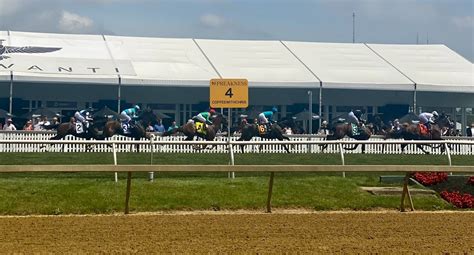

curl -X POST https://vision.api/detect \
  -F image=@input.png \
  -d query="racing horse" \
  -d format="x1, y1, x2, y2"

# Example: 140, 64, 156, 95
41, 119, 105, 151
320, 122, 372, 153
384, 113, 453, 154
162, 113, 227, 150
103, 108, 157, 152
237, 122, 291, 153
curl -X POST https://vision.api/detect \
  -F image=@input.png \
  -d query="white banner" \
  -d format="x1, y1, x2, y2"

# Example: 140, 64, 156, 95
0, 55, 136, 76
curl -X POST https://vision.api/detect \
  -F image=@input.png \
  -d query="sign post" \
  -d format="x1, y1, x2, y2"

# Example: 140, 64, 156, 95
210, 78, 248, 179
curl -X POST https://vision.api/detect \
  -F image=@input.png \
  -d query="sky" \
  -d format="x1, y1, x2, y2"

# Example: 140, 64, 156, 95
0, 0, 473, 61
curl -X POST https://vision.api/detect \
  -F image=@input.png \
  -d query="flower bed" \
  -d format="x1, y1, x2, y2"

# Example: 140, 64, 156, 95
467, 176, 474, 185
412, 172, 448, 186
440, 191, 474, 208
412, 172, 473, 209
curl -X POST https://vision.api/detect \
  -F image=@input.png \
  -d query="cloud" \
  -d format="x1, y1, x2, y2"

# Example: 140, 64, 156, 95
199, 14, 226, 28
452, 16, 474, 28
58, 11, 94, 33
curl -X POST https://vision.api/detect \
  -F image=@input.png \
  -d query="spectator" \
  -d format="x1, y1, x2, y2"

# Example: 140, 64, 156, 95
3, 119, 16, 131
146, 122, 154, 132
167, 120, 178, 132
467, 123, 474, 137
153, 119, 165, 133
33, 117, 42, 131
23, 120, 34, 131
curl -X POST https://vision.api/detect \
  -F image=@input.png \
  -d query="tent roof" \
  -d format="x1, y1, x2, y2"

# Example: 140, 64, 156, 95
367, 44, 474, 93
283, 41, 414, 91
0, 31, 472, 93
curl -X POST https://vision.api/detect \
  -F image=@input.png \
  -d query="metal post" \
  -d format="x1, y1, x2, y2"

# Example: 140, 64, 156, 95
318, 83, 322, 130
113, 142, 118, 182
413, 84, 417, 114
352, 12, 356, 43
117, 76, 121, 113
149, 138, 154, 182
228, 108, 234, 179
338, 143, 346, 178
308, 90, 313, 134
9, 72, 13, 114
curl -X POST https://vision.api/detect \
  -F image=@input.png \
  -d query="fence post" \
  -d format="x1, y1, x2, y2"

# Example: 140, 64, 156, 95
228, 141, 235, 179
445, 142, 452, 175
338, 142, 346, 178
113, 142, 118, 183
149, 137, 154, 182
124, 171, 132, 214
266, 171, 275, 213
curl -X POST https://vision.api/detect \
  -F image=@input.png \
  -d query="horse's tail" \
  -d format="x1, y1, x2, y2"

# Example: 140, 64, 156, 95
42, 123, 60, 130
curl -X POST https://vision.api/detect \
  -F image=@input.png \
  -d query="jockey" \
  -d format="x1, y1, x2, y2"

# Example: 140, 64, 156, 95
193, 109, 216, 125
120, 105, 140, 125
348, 109, 363, 126
74, 107, 93, 129
418, 111, 438, 129
258, 107, 278, 125
393, 118, 401, 131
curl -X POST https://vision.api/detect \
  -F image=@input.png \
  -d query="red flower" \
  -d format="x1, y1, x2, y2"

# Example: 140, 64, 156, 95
412, 172, 448, 186
440, 191, 474, 208
467, 176, 474, 185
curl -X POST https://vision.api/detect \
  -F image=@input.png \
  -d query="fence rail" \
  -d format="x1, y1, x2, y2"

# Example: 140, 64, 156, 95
1, 131, 473, 155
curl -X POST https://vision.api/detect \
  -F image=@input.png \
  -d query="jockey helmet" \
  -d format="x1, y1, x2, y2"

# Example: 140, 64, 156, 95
271, 107, 278, 113
432, 111, 439, 117
209, 109, 216, 114
134, 105, 140, 111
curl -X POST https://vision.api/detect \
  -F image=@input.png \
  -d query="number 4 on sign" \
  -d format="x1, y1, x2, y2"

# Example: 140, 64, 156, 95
225, 88, 234, 98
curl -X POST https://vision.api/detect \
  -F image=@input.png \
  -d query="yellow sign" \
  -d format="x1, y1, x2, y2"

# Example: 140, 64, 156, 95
210, 79, 248, 108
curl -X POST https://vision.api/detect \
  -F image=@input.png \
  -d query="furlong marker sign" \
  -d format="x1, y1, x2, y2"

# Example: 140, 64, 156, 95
210, 79, 248, 108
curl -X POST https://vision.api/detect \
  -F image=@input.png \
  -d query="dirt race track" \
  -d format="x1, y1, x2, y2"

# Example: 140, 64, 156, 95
0, 211, 473, 253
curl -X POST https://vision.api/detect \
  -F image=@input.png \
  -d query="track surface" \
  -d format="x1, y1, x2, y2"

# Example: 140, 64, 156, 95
1, 211, 473, 253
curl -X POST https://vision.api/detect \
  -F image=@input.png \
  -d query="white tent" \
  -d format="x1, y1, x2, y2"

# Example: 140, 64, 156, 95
367, 44, 474, 93
195, 39, 318, 88
282, 41, 414, 91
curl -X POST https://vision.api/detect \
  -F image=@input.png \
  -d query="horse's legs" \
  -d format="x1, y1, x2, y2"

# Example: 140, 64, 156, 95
417, 144, 430, 154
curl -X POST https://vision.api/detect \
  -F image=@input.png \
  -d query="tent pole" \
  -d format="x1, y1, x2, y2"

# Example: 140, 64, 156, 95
413, 83, 417, 114
318, 82, 322, 129
117, 76, 122, 112
9, 71, 13, 114
308, 90, 313, 134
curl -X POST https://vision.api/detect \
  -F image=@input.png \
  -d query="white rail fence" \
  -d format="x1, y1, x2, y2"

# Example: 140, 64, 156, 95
0, 131, 473, 155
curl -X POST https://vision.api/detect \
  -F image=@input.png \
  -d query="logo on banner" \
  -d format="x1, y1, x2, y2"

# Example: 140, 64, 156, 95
0, 39, 62, 61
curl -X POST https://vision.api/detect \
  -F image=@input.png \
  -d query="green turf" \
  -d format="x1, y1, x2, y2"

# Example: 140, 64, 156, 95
0, 152, 470, 215
0, 152, 472, 165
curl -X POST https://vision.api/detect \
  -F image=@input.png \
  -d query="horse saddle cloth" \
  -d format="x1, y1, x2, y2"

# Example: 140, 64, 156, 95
195, 122, 207, 135
351, 123, 361, 136
75, 122, 84, 134
121, 122, 132, 134
258, 124, 268, 135
418, 124, 429, 136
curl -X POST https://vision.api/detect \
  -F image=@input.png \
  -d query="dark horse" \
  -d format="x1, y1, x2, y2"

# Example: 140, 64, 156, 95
163, 113, 227, 150
385, 113, 453, 154
320, 122, 372, 153
237, 122, 291, 153
41, 120, 105, 151
102, 109, 157, 152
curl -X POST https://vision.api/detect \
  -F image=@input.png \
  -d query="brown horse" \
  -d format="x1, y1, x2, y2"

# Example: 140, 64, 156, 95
163, 113, 226, 150
237, 123, 291, 153
384, 113, 452, 154
102, 109, 156, 152
320, 123, 372, 153
41, 120, 104, 151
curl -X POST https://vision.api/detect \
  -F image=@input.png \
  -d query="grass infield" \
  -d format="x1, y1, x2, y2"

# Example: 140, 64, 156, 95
0, 153, 472, 215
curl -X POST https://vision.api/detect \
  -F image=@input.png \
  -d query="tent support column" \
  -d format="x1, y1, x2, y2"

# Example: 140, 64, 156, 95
318, 82, 322, 129
9, 72, 13, 114
308, 90, 313, 134
117, 76, 122, 112
413, 84, 417, 114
